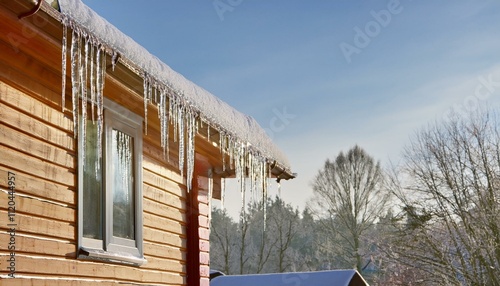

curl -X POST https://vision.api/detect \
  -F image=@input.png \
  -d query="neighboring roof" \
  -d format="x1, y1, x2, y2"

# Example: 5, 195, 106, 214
210, 270, 369, 286
56, 0, 292, 175
209, 269, 225, 281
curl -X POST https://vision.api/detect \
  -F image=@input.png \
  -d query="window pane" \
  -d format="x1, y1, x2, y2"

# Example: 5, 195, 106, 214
112, 129, 135, 240
83, 119, 103, 240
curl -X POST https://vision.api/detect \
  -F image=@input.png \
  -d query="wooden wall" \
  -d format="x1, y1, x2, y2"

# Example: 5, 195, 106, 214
0, 2, 192, 284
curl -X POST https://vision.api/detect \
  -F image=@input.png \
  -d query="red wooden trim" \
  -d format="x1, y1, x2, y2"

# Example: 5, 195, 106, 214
186, 179, 200, 286
187, 155, 212, 286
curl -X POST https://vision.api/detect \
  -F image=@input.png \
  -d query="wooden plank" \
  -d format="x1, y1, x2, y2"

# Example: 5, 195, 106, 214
0, 254, 185, 285
0, 81, 73, 132
0, 166, 75, 205
0, 2, 63, 74
0, 191, 74, 222
0, 123, 75, 169
0, 102, 74, 150
0, 5, 67, 115
143, 212, 185, 237
143, 197, 185, 223
0, 57, 68, 113
142, 255, 186, 274
0, 37, 64, 108
143, 226, 186, 249
0, 210, 75, 240
0, 276, 185, 286
143, 169, 186, 200
0, 278, 124, 286
143, 241, 186, 261
143, 184, 186, 211
143, 143, 183, 185
0, 145, 74, 186
0, 233, 75, 258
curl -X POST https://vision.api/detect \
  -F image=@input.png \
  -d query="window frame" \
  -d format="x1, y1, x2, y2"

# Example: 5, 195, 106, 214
77, 98, 145, 266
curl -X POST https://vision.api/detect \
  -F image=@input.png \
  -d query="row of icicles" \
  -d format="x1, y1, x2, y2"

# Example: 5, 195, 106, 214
60, 17, 272, 220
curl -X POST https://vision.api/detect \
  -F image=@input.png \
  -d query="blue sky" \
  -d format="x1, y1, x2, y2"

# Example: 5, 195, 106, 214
82, 0, 500, 217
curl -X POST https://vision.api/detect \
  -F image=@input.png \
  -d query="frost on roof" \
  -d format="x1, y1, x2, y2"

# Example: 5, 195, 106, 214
57, 0, 291, 171
210, 270, 369, 286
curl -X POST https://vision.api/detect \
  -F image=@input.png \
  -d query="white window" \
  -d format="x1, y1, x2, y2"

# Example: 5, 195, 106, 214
78, 98, 145, 266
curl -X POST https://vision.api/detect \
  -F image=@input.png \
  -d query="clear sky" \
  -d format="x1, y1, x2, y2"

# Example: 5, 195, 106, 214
82, 0, 500, 217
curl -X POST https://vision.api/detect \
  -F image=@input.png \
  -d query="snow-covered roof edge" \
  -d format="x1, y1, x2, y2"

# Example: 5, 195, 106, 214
57, 0, 291, 171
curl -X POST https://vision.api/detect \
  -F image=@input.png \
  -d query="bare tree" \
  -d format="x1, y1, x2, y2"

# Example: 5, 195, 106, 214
387, 110, 500, 285
210, 208, 238, 274
309, 145, 390, 272
211, 197, 302, 275
246, 196, 300, 273
293, 209, 321, 271
268, 197, 300, 273
237, 210, 251, 274
247, 200, 276, 274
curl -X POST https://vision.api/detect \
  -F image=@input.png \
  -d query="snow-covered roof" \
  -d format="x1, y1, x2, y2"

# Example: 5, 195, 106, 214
57, 0, 292, 173
210, 270, 369, 286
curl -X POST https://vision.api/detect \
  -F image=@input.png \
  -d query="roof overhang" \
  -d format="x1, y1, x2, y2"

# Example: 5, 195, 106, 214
2, 0, 296, 198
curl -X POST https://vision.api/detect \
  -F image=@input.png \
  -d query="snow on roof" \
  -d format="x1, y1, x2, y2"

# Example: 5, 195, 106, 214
210, 270, 369, 286
57, 0, 291, 171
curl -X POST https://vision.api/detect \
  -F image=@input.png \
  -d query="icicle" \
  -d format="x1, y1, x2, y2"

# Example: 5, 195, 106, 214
207, 124, 210, 141
221, 178, 226, 210
234, 142, 246, 217
277, 179, 282, 198
186, 111, 196, 192
254, 155, 265, 204
229, 138, 235, 171
263, 162, 268, 231
61, 18, 68, 112
208, 168, 213, 222
143, 74, 149, 135
90, 39, 96, 123
178, 106, 185, 179
164, 89, 170, 161
95, 45, 105, 170
111, 50, 118, 71
83, 37, 89, 102
147, 80, 153, 132
220, 133, 226, 171
240, 178, 246, 219
235, 143, 245, 194
158, 87, 164, 147
158, 87, 169, 159
154, 85, 158, 103
247, 152, 255, 196
78, 31, 84, 107
172, 96, 178, 143
112, 131, 130, 204
81, 36, 90, 165
70, 27, 80, 139
77, 29, 84, 157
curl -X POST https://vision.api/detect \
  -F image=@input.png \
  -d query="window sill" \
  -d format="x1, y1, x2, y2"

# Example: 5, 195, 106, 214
78, 247, 147, 266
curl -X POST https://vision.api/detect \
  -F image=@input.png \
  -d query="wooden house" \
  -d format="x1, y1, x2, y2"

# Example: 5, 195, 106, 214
0, 0, 295, 285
